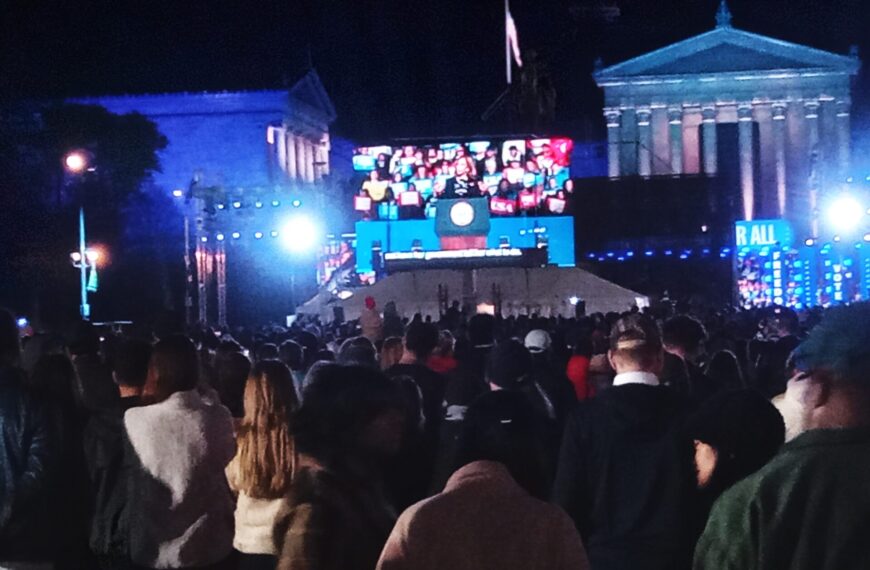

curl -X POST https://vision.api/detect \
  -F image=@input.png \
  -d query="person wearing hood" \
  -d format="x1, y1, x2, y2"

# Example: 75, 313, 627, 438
360, 297, 384, 344
553, 314, 693, 570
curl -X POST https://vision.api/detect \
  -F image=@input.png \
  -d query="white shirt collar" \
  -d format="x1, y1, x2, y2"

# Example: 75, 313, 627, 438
612, 371, 660, 387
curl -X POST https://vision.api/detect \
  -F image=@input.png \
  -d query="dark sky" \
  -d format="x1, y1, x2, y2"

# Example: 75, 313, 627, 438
1, 0, 867, 140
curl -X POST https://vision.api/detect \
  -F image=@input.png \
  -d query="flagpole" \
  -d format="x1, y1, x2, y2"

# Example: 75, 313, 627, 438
505, 0, 511, 84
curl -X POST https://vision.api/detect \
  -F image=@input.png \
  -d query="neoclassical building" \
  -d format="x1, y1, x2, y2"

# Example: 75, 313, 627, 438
594, 1, 860, 227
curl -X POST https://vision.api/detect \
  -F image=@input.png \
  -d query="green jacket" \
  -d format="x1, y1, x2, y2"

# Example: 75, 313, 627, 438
694, 427, 870, 570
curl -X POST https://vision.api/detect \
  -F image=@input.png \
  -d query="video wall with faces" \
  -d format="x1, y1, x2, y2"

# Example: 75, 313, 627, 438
352, 138, 574, 216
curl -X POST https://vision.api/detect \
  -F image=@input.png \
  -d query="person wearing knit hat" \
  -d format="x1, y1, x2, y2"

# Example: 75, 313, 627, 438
696, 302, 870, 570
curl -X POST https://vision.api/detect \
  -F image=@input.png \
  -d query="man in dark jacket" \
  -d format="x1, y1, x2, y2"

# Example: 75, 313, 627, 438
553, 314, 693, 570
0, 309, 53, 565
82, 338, 150, 569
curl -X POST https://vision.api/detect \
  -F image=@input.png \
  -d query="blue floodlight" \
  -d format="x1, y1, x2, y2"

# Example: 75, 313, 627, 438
280, 215, 320, 253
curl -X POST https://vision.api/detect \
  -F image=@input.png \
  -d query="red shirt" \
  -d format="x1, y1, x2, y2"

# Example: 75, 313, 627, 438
566, 355, 595, 401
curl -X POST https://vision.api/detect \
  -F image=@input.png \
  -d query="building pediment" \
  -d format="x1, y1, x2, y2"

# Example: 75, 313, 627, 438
595, 26, 859, 84
287, 69, 337, 129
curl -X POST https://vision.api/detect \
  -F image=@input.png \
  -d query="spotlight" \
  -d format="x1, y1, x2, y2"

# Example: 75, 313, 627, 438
217, 204, 226, 210
864, 233, 870, 243
200, 236, 208, 243
255, 201, 263, 209
216, 233, 225, 241
834, 235, 841, 243
172, 189, 184, 198
231, 232, 241, 239
280, 216, 320, 253
827, 194, 863, 232
292, 199, 302, 208
271, 200, 280, 207
232, 201, 242, 209
16, 317, 27, 328
270, 231, 279, 238
569, 296, 580, 306
805, 238, 815, 246
254, 231, 263, 239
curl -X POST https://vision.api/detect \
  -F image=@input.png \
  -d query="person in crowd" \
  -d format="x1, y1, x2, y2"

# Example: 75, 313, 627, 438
565, 335, 595, 401
216, 350, 252, 420
554, 314, 693, 570
380, 337, 404, 371
694, 303, 870, 570
377, 391, 589, 570
84, 338, 151, 569
124, 335, 236, 570
255, 343, 279, 362
684, 390, 784, 550
386, 322, 446, 504
704, 350, 744, 391
525, 329, 577, 425
663, 315, 712, 405
278, 340, 305, 400
273, 365, 404, 570
487, 339, 556, 423
382, 301, 404, 339
360, 296, 384, 344
387, 322, 445, 440
0, 309, 53, 569
427, 330, 458, 375
337, 336, 379, 369
227, 361, 299, 570
69, 320, 119, 412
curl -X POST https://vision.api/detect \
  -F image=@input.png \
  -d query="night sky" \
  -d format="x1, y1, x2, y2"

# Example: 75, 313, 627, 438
2, 0, 867, 140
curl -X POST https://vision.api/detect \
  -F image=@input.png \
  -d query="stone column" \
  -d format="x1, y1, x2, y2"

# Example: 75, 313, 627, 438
305, 140, 316, 183
285, 132, 297, 180
276, 127, 287, 170
295, 136, 306, 181
636, 107, 653, 178
738, 103, 755, 221
836, 99, 851, 179
772, 103, 788, 217
668, 107, 683, 175
701, 106, 718, 176
605, 108, 622, 178
805, 100, 820, 236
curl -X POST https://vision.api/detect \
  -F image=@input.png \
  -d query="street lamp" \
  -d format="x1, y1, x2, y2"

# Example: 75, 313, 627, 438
64, 151, 88, 173
64, 151, 97, 320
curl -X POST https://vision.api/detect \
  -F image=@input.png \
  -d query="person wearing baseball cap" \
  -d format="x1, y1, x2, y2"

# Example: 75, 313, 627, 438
554, 313, 693, 570
525, 329, 577, 425
695, 303, 870, 570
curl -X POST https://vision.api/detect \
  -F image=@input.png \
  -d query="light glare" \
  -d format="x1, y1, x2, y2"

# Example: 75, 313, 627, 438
828, 195, 863, 232
280, 216, 320, 253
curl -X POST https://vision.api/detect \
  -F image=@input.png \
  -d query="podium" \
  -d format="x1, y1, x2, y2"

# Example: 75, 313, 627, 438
435, 198, 491, 250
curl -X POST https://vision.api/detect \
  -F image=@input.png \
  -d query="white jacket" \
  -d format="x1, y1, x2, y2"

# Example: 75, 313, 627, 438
226, 457, 290, 555
124, 389, 236, 569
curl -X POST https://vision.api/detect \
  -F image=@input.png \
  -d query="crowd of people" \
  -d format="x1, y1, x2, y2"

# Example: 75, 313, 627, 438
0, 297, 869, 569
354, 140, 575, 219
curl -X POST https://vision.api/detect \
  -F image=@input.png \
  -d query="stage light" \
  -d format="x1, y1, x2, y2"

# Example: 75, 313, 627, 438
271, 200, 280, 207
216, 233, 225, 241
280, 215, 320, 253
232, 201, 242, 209
586, 253, 595, 259
626, 251, 634, 257
217, 204, 226, 210
834, 235, 842, 243
864, 233, 870, 242
172, 189, 184, 198
827, 195, 863, 231
254, 231, 263, 239
200, 236, 208, 243
569, 296, 580, 306
292, 199, 302, 208
255, 201, 263, 209
805, 238, 815, 247
645, 250, 654, 257
64, 152, 87, 173
270, 231, 279, 238
232, 232, 241, 239
700, 225, 708, 233
664, 250, 673, 256
16, 318, 27, 328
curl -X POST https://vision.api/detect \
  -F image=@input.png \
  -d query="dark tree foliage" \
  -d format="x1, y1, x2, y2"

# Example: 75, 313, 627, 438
0, 103, 175, 326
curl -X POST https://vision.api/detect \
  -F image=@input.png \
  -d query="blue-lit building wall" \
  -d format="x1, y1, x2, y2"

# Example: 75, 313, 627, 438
354, 216, 575, 273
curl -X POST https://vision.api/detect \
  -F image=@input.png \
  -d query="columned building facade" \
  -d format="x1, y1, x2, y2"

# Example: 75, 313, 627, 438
594, 2, 859, 231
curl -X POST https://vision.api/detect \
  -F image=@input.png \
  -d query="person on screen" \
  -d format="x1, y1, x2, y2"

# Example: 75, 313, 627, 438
504, 145, 523, 165
363, 170, 391, 203
376, 153, 391, 179
413, 164, 429, 180
480, 146, 501, 177
536, 144, 555, 173
426, 147, 441, 166
444, 156, 479, 199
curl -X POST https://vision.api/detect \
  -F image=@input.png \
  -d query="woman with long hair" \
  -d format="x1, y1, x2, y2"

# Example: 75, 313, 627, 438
124, 335, 236, 570
227, 360, 299, 570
